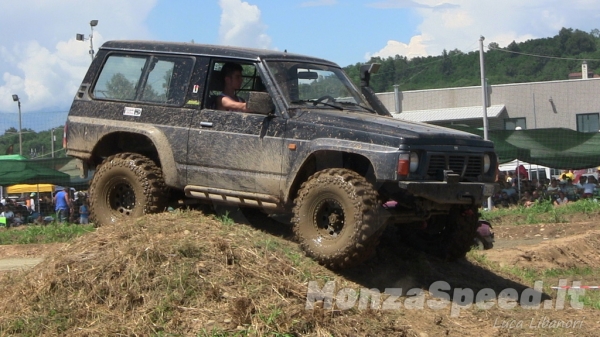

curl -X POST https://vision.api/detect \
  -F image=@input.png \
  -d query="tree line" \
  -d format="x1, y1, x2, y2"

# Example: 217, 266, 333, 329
344, 27, 600, 92
0, 126, 66, 159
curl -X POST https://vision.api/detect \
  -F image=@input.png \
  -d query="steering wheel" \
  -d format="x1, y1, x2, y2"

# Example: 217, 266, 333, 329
313, 95, 336, 106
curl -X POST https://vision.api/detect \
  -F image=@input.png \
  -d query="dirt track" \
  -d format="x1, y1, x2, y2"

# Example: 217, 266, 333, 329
1, 214, 600, 336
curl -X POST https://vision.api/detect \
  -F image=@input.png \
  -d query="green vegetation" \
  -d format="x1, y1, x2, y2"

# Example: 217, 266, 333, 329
0, 223, 95, 244
480, 198, 600, 225
345, 27, 600, 92
469, 252, 600, 311
0, 126, 66, 158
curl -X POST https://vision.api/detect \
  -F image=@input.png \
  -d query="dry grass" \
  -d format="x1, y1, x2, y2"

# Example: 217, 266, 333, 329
2, 209, 600, 336
0, 210, 396, 336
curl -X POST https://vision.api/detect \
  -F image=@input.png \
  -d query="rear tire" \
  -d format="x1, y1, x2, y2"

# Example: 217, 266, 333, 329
292, 168, 384, 269
89, 153, 167, 226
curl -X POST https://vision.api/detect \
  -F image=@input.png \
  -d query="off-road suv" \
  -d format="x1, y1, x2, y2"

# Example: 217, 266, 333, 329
66, 40, 498, 269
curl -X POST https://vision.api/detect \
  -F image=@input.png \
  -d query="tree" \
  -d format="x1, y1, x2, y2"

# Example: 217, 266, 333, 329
106, 73, 136, 100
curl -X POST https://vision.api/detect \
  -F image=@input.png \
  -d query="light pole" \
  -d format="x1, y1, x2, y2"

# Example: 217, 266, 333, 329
51, 128, 55, 158
11, 94, 22, 156
76, 20, 99, 61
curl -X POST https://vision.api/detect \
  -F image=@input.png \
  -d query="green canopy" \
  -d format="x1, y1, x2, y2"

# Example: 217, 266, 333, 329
0, 155, 71, 186
447, 126, 600, 169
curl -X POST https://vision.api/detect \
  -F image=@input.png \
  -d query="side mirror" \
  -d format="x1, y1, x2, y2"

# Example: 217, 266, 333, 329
247, 91, 274, 115
360, 63, 381, 87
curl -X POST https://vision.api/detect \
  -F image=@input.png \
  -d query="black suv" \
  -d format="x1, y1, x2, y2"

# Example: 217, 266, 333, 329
66, 40, 497, 268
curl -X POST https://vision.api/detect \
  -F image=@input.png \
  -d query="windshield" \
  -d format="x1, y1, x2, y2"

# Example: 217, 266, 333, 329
265, 61, 372, 112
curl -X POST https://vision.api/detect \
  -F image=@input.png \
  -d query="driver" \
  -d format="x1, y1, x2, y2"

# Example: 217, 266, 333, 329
216, 63, 250, 112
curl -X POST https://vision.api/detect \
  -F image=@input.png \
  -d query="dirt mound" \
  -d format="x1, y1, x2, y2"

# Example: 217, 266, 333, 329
484, 230, 600, 270
1, 210, 599, 336
0, 211, 410, 336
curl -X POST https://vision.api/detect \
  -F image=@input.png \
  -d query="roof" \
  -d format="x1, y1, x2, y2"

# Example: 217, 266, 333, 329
100, 40, 338, 66
391, 104, 506, 123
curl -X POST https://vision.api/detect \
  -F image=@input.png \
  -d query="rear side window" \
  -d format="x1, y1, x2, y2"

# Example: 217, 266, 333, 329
93, 53, 194, 106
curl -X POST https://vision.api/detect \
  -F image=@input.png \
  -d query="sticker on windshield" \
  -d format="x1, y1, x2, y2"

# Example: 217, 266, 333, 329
124, 107, 142, 117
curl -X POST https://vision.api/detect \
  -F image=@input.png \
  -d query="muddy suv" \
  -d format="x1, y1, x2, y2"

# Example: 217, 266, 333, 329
66, 40, 498, 269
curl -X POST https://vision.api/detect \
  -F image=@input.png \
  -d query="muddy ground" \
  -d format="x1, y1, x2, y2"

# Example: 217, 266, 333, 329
0, 211, 599, 336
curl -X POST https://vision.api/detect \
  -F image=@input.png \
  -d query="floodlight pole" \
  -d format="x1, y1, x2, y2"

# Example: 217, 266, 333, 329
479, 36, 493, 210
479, 36, 489, 141
12, 94, 22, 155
89, 20, 97, 61
51, 128, 55, 158
77, 20, 98, 62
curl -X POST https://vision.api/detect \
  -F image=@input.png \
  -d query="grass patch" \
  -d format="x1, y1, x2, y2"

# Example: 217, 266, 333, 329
469, 251, 600, 310
481, 199, 600, 225
0, 223, 95, 244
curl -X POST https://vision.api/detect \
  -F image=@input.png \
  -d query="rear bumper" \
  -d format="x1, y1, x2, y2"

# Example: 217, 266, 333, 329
398, 181, 498, 205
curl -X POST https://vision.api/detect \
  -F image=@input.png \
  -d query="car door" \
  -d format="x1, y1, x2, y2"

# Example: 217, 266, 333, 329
186, 61, 286, 197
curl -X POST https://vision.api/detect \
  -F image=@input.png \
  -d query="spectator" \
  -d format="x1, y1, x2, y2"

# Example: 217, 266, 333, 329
520, 191, 536, 207
26, 193, 36, 213
1, 205, 14, 227
501, 181, 517, 203
554, 191, 569, 206
79, 199, 89, 225
54, 187, 72, 223
561, 178, 579, 201
546, 178, 560, 196
582, 175, 598, 199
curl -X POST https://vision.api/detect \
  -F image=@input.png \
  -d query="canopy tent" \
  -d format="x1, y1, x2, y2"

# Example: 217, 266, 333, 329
0, 155, 70, 186
6, 184, 55, 194
447, 126, 600, 170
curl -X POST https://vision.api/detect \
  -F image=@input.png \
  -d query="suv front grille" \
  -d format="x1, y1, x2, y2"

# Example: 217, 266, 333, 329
427, 154, 483, 181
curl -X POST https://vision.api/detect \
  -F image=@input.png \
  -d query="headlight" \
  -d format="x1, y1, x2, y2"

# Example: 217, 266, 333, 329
398, 152, 419, 176
483, 154, 491, 173
410, 152, 419, 173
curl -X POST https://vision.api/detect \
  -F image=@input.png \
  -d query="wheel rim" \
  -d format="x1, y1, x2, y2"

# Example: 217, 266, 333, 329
313, 198, 345, 238
107, 180, 136, 217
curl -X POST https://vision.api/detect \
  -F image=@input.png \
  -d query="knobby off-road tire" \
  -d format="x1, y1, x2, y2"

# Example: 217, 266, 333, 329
89, 153, 167, 227
445, 205, 480, 259
292, 168, 385, 269
474, 234, 494, 250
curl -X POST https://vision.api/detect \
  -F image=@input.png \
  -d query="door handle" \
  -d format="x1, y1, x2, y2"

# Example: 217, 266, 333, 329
200, 122, 213, 127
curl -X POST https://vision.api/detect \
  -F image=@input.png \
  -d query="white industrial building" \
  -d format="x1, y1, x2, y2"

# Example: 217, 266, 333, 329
376, 64, 600, 133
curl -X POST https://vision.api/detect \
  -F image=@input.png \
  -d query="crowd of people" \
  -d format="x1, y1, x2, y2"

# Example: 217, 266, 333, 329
492, 167, 600, 208
0, 187, 89, 228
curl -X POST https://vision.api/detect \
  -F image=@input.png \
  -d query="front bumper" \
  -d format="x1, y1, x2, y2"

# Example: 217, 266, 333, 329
399, 181, 498, 205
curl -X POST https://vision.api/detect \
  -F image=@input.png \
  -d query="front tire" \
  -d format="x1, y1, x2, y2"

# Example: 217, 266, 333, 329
292, 168, 384, 269
89, 153, 167, 226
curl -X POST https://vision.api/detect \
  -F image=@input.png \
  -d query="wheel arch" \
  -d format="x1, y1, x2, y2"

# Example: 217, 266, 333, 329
285, 150, 377, 205
91, 130, 181, 188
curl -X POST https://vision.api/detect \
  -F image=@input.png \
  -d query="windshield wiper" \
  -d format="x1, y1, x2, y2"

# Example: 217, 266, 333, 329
337, 101, 377, 113
290, 99, 343, 111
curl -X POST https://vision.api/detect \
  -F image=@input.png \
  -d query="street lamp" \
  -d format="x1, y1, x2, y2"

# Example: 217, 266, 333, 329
51, 128, 56, 158
11, 94, 22, 156
76, 19, 99, 61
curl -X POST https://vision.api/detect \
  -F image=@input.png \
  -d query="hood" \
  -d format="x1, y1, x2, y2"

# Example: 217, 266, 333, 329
290, 108, 493, 148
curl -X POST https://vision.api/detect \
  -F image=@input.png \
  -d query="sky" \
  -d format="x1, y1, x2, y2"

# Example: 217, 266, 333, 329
1, 0, 600, 132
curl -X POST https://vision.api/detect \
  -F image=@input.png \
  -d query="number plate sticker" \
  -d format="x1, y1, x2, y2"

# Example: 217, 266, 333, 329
124, 107, 142, 117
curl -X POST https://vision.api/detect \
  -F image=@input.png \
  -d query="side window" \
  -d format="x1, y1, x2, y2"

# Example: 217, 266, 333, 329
205, 61, 263, 109
93, 53, 194, 106
93, 55, 146, 100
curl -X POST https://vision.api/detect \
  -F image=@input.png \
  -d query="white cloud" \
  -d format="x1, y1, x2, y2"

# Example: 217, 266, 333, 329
0, 0, 156, 114
365, 36, 428, 60
218, 0, 271, 49
367, 0, 600, 60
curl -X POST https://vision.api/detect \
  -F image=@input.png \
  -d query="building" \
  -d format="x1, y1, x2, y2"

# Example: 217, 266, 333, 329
376, 63, 600, 133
